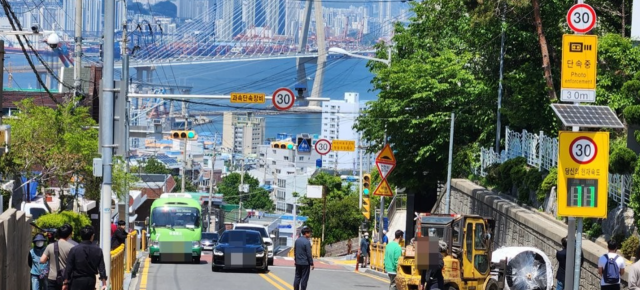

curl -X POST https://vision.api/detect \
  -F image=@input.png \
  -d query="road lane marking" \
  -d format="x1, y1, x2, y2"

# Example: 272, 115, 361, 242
355, 271, 389, 283
268, 266, 349, 272
268, 272, 294, 290
259, 273, 288, 290
140, 258, 150, 289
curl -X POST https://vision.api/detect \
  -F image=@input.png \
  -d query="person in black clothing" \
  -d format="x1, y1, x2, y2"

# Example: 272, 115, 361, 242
62, 226, 107, 290
556, 236, 585, 290
420, 240, 446, 290
293, 226, 314, 290
111, 220, 127, 249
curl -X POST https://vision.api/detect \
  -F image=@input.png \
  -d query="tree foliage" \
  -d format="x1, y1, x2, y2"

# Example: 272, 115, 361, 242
142, 157, 171, 174
218, 172, 273, 211
36, 211, 91, 242
172, 176, 198, 193
112, 156, 140, 199
152, 1, 177, 18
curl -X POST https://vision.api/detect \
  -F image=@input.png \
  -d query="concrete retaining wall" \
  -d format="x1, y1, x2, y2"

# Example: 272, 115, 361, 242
0, 209, 31, 290
324, 238, 358, 257
432, 179, 629, 289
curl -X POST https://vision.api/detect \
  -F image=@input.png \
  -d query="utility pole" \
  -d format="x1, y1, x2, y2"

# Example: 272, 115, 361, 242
379, 128, 386, 242
208, 149, 216, 231
445, 112, 455, 214
0, 40, 4, 126
496, 2, 506, 153
181, 102, 188, 193
238, 158, 245, 222
100, 0, 116, 283
73, 0, 83, 98
120, 4, 130, 232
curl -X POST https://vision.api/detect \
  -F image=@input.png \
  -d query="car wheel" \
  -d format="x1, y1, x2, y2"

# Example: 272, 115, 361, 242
261, 259, 269, 273
268, 258, 273, 266
212, 266, 220, 272
151, 256, 159, 263
193, 257, 201, 264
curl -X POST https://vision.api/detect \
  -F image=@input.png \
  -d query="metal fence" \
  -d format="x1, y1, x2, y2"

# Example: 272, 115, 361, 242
478, 127, 631, 206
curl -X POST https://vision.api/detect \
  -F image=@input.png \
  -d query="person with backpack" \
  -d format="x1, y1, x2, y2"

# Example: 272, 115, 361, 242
40, 224, 75, 290
28, 234, 49, 290
598, 239, 626, 290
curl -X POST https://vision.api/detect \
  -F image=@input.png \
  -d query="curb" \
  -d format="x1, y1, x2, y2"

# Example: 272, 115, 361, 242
126, 253, 147, 290
364, 268, 389, 279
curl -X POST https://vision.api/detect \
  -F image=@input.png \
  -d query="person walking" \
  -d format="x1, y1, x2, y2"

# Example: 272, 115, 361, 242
62, 226, 107, 290
420, 240, 446, 290
111, 220, 127, 249
382, 230, 389, 244
628, 245, 640, 289
293, 226, 314, 290
556, 236, 584, 290
347, 239, 352, 256
384, 230, 404, 290
360, 233, 371, 268
40, 224, 75, 290
28, 234, 49, 290
598, 239, 625, 290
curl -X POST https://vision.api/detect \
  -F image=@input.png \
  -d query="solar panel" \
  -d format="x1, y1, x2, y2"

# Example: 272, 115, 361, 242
551, 104, 624, 129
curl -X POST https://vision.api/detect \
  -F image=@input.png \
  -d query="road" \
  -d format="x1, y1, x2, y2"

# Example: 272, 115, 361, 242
134, 252, 390, 290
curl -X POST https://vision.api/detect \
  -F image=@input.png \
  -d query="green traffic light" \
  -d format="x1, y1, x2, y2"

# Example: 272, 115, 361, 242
188, 131, 195, 138
363, 189, 369, 195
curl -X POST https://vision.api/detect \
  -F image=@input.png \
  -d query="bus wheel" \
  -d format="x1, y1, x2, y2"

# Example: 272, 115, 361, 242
193, 257, 201, 264
151, 256, 159, 263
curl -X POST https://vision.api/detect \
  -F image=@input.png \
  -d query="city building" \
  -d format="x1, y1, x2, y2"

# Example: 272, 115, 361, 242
222, 112, 266, 156
320, 92, 360, 171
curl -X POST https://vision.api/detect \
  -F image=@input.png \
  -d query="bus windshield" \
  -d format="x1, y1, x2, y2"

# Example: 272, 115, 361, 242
151, 206, 200, 228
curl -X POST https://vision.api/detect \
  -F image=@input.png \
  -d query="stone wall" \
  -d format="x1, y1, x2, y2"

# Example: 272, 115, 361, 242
324, 238, 358, 257
432, 179, 629, 290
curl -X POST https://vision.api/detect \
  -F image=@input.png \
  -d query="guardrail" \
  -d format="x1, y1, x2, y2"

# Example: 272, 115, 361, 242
387, 194, 407, 222
370, 242, 386, 272
110, 245, 125, 290
126, 231, 138, 273
288, 237, 322, 258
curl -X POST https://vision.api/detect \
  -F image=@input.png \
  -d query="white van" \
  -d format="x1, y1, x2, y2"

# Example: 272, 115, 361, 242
233, 223, 274, 265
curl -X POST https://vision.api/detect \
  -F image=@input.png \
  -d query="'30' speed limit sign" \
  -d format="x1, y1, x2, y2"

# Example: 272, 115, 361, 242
272, 87, 295, 111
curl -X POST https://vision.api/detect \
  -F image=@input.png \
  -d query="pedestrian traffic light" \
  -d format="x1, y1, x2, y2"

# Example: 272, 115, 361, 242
362, 174, 371, 220
170, 130, 197, 139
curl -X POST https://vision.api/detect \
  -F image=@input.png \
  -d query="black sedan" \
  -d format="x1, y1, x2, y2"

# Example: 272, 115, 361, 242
212, 230, 268, 273
201, 232, 219, 251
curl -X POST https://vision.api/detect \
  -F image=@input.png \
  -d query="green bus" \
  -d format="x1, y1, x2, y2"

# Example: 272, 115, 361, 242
148, 193, 202, 263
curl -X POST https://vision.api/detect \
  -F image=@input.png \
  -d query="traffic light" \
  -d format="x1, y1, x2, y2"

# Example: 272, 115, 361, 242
170, 130, 197, 139
362, 174, 371, 220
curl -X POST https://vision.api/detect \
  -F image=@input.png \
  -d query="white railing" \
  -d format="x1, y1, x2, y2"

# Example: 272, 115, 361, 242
478, 127, 631, 206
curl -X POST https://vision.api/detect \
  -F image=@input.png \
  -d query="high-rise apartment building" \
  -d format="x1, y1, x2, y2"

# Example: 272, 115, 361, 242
222, 112, 265, 156
320, 92, 360, 170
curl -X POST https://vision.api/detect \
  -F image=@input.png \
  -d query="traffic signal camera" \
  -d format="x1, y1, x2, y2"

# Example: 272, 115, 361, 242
362, 174, 371, 220
171, 130, 197, 139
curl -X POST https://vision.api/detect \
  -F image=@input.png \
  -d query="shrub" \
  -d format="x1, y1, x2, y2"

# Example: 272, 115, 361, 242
585, 220, 602, 240
610, 147, 638, 175
537, 168, 557, 201
621, 235, 640, 260
36, 211, 91, 242
624, 105, 640, 126
497, 157, 527, 193
521, 168, 543, 204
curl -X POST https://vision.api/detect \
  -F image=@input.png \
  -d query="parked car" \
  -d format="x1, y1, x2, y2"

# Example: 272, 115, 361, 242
212, 230, 268, 273
201, 232, 219, 251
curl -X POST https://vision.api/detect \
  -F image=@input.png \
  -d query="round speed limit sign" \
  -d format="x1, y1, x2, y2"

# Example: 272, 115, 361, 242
315, 139, 331, 155
272, 87, 295, 111
570, 136, 598, 164
567, 3, 596, 33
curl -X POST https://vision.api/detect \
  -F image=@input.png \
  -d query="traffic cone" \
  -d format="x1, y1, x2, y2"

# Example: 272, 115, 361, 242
355, 253, 360, 272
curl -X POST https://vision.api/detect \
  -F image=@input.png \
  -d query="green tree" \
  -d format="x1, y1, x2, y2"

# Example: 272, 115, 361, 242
172, 176, 198, 193
36, 211, 91, 242
218, 173, 273, 211
112, 156, 140, 199
143, 157, 171, 174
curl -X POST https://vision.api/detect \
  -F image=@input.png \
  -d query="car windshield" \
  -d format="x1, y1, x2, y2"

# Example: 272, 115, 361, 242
202, 233, 218, 240
30, 208, 47, 220
219, 231, 262, 246
235, 226, 268, 238
151, 206, 200, 228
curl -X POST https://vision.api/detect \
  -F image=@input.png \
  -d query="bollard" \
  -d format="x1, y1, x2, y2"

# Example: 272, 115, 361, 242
110, 245, 125, 290
355, 252, 360, 272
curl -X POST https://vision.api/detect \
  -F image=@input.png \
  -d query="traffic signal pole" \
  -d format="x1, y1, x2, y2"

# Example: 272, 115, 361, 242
181, 102, 188, 193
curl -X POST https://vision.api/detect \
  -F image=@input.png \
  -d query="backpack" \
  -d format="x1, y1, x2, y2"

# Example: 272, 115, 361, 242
602, 254, 620, 284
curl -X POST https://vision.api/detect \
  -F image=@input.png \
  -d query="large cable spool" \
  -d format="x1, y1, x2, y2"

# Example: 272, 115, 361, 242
491, 247, 553, 290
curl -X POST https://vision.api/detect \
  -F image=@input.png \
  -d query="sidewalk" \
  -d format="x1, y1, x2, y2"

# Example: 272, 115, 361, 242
113, 251, 146, 290
318, 255, 388, 279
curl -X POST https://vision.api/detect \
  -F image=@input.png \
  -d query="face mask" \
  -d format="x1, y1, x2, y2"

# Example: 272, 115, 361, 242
35, 241, 45, 248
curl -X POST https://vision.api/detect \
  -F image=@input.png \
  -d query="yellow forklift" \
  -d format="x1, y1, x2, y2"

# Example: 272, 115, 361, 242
395, 213, 506, 290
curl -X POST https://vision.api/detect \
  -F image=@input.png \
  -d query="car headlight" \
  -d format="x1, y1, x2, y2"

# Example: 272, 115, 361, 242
256, 251, 265, 258
192, 241, 200, 247
151, 241, 159, 247
214, 249, 224, 256
264, 241, 272, 247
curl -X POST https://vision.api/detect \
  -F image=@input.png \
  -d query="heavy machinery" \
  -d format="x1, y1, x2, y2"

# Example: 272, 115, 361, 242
395, 213, 504, 290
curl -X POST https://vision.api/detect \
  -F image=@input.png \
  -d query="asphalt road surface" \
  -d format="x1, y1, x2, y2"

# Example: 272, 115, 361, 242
135, 252, 390, 290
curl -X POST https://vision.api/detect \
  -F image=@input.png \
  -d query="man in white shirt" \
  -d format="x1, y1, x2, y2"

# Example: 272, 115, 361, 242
627, 245, 640, 290
598, 239, 626, 290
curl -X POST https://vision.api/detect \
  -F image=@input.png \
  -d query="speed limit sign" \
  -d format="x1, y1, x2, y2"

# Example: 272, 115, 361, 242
315, 139, 331, 155
569, 136, 597, 164
272, 87, 295, 111
567, 3, 596, 34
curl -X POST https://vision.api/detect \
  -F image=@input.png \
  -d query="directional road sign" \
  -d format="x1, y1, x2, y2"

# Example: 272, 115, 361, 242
314, 139, 331, 155
230, 92, 266, 104
332, 140, 355, 152
373, 179, 393, 197
272, 87, 295, 110
557, 131, 609, 218
567, 3, 597, 34
561, 34, 597, 102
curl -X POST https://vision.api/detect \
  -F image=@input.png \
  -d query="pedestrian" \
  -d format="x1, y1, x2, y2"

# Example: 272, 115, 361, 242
419, 240, 446, 290
347, 239, 352, 255
40, 224, 75, 290
598, 239, 625, 290
628, 245, 640, 289
556, 236, 584, 290
360, 233, 370, 268
28, 234, 49, 290
293, 226, 314, 290
62, 226, 107, 290
382, 230, 389, 244
384, 230, 404, 290
111, 220, 127, 249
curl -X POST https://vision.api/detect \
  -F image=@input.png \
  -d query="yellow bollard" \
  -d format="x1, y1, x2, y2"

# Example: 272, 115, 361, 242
141, 230, 147, 251
110, 245, 125, 290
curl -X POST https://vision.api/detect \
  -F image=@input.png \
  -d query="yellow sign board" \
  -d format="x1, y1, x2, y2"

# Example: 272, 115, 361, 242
373, 179, 393, 197
230, 92, 266, 104
331, 140, 355, 152
557, 131, 609, 218
561, 34, 597, 90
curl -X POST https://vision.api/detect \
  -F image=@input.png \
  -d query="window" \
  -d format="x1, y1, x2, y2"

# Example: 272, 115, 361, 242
474, 224, 486, 249
452, 220, 462, 246
284, 156, 289, 161
272, 161, 276, 165
466, 223, 473, 262
299, 156, 304, 161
